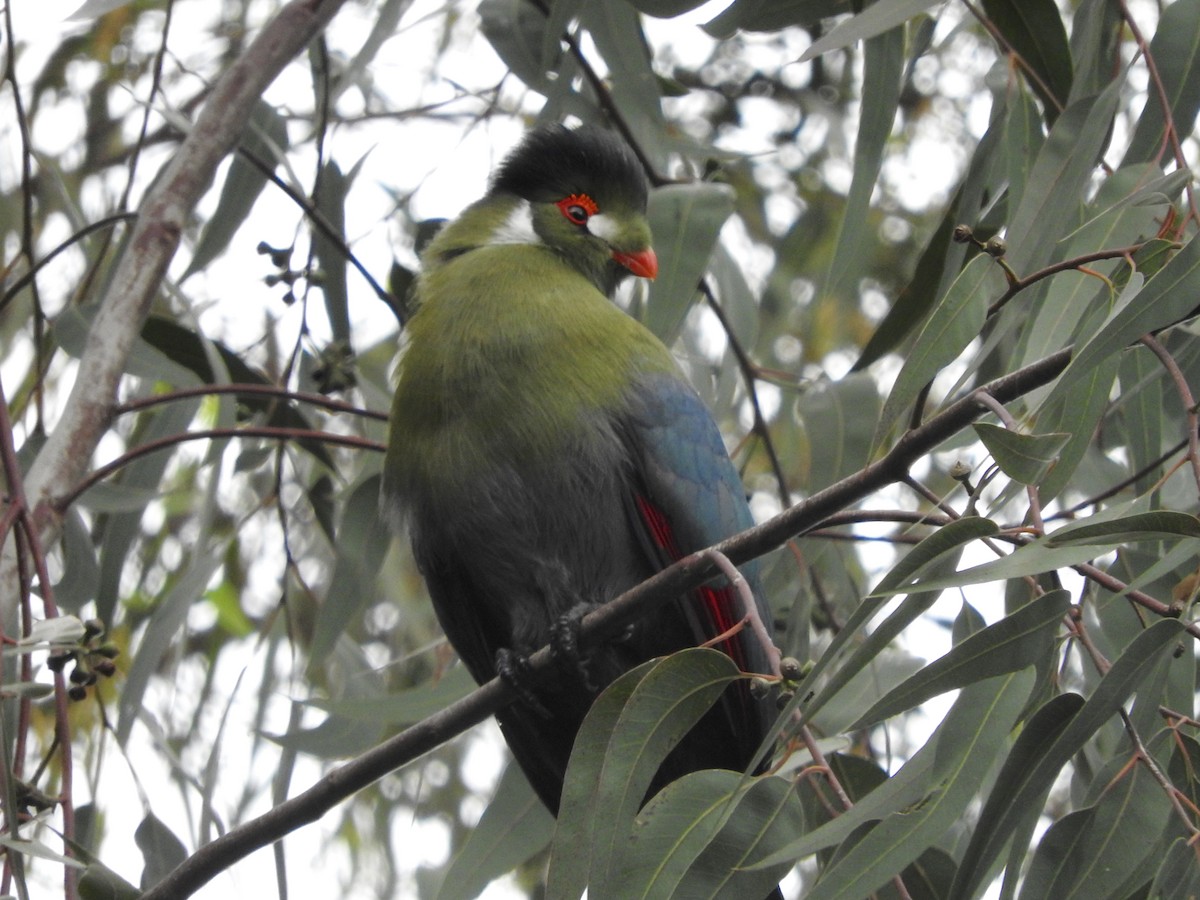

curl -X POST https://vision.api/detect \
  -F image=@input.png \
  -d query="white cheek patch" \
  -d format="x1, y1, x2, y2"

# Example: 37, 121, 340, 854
587, 212, 620, 244
489, 200, 541, 245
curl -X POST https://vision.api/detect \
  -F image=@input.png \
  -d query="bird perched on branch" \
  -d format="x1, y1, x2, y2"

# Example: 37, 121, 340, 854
382, 124, 776, 818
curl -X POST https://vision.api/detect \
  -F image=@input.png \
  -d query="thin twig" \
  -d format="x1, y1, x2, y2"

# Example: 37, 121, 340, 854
114, 383, 387, 421
696, 548, 781, 677
1138, 334, 1200, 493
57, 426, 382, 513
974, 390, 1046, 533
1116, 0, 1200, 226
700, 277, 794, 507
1119, 708, 1200, 841
986, 244, 1145, 318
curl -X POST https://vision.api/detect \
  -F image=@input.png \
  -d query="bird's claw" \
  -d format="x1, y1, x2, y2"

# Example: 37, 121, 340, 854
496, 648, 552, 719
551, 611, 597, 692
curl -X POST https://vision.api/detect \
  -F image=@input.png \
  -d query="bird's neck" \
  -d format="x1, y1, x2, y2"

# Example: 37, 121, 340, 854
422, 195, 625, 297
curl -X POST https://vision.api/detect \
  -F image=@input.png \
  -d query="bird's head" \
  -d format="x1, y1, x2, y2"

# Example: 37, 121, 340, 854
486, 125, 658, 296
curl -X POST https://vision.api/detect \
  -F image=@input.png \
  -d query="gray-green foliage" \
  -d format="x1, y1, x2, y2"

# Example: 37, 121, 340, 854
1, 0, 1199, 897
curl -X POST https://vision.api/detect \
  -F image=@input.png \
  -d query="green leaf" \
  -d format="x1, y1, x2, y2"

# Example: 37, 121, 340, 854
761, 669, 1035, 900
950, 619, 1183, 899
854, 111, 1005, 369
1068, 0, 1123, 102
1045, 511, 1200, 546
308, 474, 392, 666
1034, 354, 1120, 502
808, 647, 923, 737
850, 590, 1070, 728
853, 205, 959, 370
619, 770, 801, 898
306, 665, 476, 725
138, 316, 335, 468
329, 0, 413, 106
824, 25, 904, 307
437, 763, 555, 900
789, 518, 998, 730
871, 517, 1002, 598
1056, 233, 1200, 396
875, 256, 1000, 440
1003, 79, 1045, 217
312, 159, 352, 344
53, 509, 100, 612
796, 373, 881, 490
1017, 808, 1093, 899
974, 423, 1071, 485
548, 660, 646, 900
479, 0, 562, 93
1017, 163, 1177, 392
90, 394, 202, 625
135, 813, 188, 890
54, 305, 202, 387
550, 650, 742, 897
579, 2, 666, 165
183, 100, 289, 280
703, 0, 844, 37
1149, 838, 1200, 900
117, 548, 227, 745
1005, 82, 1123, 274
1123, 0, 1200, 166
799, 0, 942, 61
1023, 760, 1171, 899
269, 639, 388, 757
895, 517, 1199, 596
981, 0, 1072, 122
643, 183, 735, 344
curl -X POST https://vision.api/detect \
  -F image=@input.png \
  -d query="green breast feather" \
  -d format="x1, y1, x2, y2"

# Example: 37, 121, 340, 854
386, 243, 675, 495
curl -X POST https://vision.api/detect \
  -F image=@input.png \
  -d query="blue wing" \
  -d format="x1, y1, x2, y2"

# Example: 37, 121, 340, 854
620, 371, 776, 756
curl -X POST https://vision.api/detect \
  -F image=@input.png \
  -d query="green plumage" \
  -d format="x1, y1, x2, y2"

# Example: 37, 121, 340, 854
386, 237, 673, 494
382, 126, 775, 829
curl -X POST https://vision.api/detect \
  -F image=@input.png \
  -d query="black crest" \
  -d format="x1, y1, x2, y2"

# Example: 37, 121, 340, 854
491, 125, 648, 210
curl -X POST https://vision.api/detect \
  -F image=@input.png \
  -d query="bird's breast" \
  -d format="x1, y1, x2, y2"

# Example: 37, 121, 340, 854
385, 245, 669, 499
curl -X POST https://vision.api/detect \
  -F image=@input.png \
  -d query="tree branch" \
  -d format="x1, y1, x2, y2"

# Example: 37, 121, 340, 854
141, 344, 1074, 899
0, 0, 350, 619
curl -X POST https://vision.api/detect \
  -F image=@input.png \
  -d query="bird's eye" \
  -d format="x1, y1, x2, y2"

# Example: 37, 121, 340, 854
556, 193, 598, 227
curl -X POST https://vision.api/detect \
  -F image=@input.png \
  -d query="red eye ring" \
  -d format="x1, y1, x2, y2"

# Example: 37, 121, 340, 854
556, 193, 599, 226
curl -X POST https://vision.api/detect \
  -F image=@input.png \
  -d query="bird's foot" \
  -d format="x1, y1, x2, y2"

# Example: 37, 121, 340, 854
551, 608, 598, 693
496, 648, 552, 719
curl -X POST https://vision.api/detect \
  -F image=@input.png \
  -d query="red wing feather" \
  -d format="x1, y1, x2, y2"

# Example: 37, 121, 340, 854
634, 493, 748, 672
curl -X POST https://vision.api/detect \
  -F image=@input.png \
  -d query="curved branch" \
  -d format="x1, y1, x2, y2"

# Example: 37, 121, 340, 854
56, 426, 383, 512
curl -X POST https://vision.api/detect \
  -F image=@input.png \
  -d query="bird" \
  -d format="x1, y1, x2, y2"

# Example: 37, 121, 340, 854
382, 124, 777, 822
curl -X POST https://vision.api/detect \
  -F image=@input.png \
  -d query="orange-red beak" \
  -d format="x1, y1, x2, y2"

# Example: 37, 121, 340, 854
612, 247, 658, 280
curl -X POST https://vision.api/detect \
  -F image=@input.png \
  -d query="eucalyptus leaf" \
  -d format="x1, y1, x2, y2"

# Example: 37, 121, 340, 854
1123, 0, 1200, 166
1056, 233, 1200, 396
981, 0, 1073, 121
950, 619, 1183, 899
974, 423, 1071, 485
875, 256, 1000, 441
800, 0, 942, 61
437, 763, 555, 900
851, 590, 1070, 728
183, 100, 289, 280
643, 182, 735, 344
